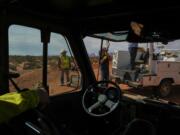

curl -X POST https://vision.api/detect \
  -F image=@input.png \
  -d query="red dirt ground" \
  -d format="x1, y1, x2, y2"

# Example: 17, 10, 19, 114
9, 62, 180, 104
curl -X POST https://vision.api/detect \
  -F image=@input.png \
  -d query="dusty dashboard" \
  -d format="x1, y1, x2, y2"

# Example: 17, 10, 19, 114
121, 93, 180, 134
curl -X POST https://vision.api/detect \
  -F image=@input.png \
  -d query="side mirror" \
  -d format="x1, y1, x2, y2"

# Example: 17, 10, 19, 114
9, 71, 20, 79
70, 75, 81, 88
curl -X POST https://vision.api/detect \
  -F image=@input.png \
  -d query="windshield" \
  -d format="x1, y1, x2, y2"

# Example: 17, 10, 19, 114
8, 25, 81, 95
84, 36, 180, 104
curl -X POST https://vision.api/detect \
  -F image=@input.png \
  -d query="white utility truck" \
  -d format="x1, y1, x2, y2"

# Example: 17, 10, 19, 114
112, 43, 180, 97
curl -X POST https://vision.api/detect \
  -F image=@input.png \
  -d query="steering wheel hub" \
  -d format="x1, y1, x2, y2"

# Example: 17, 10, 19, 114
82, 81, 122, 117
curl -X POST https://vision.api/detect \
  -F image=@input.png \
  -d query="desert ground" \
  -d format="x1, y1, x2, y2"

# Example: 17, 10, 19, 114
9, 56, 180, 104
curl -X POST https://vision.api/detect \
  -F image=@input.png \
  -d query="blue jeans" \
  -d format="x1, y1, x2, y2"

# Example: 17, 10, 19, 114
60, 69, 70, 84
100, 65, 109, 81
129, 47, 138, 70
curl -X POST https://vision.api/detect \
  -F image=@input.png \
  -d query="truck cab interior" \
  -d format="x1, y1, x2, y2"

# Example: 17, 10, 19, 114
1, 0, 180, 135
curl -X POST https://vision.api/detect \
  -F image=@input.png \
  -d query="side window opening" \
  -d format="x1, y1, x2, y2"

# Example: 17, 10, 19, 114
8, 26, 81, 95
9, 25, 42, 92
48, 32, 81, 95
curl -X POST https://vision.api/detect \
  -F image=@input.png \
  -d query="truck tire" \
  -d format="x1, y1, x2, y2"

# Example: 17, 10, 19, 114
123, 72, 132, 83
115, 78, 121, 84
158, 80, 172, 97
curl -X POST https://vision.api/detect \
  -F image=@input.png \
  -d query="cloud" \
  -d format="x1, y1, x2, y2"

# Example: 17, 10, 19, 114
9, 25, 42, 55
9, 25, 69, 56
9, 25, 180, 56
84, 37, 129, 55
48, 33, 70, 55
165, 39, 180, 49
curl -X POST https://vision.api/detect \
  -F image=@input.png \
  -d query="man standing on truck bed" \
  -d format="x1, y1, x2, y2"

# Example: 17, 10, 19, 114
127, 21, 144, 70
128, 42, 138, 70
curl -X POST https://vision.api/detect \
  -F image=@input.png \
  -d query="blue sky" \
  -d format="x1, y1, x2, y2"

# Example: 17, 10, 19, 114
9, 25, 69, 56
9, 25, 180, 56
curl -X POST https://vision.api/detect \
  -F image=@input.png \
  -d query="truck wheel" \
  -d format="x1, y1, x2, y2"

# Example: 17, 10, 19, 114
123, 72, 132, 83
115, 78, 121, 84
158, 80, 172, 97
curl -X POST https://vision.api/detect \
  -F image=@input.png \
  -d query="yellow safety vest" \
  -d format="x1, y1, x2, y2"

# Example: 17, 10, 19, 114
0, 90, 39, 123
101, 52, 109, 65
60, 55, 70, 69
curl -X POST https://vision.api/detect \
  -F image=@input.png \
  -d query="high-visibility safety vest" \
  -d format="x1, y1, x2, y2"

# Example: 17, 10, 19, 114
101, 52, 109, 65
0, 90, 39, 123
60, 55, 70, 69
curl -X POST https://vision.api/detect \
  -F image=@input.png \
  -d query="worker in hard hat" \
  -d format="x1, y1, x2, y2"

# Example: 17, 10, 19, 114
58, 49, 71, 86
0, 88, 49, 124
127, 21, 143, 70
99, 47, 109, 81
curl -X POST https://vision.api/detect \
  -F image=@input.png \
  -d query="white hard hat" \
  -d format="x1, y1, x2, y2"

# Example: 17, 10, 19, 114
61, 49, 67, 54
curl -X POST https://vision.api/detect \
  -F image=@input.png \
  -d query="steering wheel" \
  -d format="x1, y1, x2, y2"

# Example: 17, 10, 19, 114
82, 80, 122, 117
